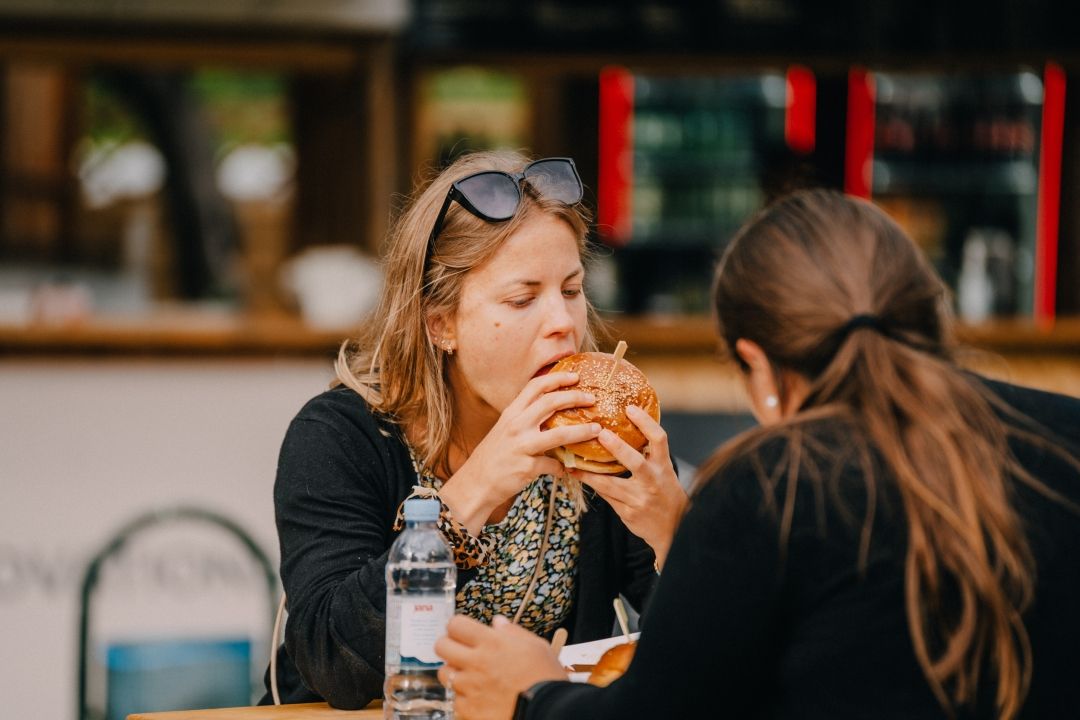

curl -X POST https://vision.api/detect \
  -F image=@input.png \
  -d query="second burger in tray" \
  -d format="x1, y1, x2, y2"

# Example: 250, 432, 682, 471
541, 351, 660, 474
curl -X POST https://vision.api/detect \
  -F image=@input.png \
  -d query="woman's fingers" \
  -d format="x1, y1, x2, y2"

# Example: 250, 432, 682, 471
434, 616, 490, 670
526, 388, 596, 426
626, 404, 670, 456
435, 616, 568, 720
571, 413, 687, 561
434, 636, 474, 668
443, 613, 491, 646
513, 371, 581, 408
436, 664, 454, 688
595, 428, 649, 475
529, 421, 602, 455
575, 470, 634, 506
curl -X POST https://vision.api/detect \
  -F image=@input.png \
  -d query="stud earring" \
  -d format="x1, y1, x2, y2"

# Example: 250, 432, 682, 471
764, 395, 779, 409
443, 341, 454, 356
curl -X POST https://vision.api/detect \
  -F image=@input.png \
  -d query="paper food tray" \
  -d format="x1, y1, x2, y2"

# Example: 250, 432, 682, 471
558, 631, 640, 677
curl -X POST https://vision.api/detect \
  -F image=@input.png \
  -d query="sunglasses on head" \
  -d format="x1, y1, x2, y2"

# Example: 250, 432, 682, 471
425, 157, 584, 271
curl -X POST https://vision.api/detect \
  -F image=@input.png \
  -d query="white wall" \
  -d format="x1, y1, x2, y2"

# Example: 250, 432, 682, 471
0, 357, 334, 720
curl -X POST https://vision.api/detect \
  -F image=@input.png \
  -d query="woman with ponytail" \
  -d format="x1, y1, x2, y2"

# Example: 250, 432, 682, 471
437, 189, 1080, 720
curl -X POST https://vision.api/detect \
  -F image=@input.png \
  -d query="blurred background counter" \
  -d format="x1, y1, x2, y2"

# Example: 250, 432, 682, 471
3, 2, 1080, 373
3, 312, 1080, 409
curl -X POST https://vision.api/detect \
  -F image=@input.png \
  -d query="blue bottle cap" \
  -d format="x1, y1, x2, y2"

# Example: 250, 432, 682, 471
403, 497, 440, 522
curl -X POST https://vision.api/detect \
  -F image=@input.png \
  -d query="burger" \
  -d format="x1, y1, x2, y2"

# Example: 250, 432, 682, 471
587, 641, 637, 687
540, 351, 660, 474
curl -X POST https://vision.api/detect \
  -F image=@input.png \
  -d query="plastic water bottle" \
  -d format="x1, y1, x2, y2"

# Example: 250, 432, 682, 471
384, 498, 456, 719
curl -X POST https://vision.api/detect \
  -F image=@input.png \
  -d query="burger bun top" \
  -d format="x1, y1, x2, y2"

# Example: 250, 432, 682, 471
540, 352, 659, 464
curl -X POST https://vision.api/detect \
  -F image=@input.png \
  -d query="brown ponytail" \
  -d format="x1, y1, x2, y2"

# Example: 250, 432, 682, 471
702, 189, 1047, 718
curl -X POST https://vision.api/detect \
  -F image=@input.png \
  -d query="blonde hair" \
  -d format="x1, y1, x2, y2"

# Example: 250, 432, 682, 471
335, 149, 598, 504
701, 189, 1072, 719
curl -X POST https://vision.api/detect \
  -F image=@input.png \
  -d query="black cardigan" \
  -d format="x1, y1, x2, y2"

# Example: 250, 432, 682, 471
522, 379, 1080, 719
261, 386, 657, 708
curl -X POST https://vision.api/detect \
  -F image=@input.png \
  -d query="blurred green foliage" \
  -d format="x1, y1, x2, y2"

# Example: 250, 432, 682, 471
83, 69, 292, 149
191, 69, 291, 148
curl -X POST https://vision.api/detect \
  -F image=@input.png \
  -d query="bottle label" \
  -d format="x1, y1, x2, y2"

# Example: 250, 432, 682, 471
399, 596, 454, 667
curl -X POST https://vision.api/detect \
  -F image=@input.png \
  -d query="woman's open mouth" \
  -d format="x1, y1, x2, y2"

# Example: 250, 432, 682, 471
533, 363, 557, 378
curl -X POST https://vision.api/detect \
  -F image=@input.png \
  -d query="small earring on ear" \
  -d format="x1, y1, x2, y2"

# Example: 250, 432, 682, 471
443, 341, 454, 356
764, 395, 779, 409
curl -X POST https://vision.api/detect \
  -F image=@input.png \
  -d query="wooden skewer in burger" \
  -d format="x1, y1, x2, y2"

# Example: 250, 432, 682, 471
540, 340, 661, 474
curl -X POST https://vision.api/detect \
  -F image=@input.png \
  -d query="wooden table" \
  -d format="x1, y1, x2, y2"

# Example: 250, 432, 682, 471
127, 702, 382, 719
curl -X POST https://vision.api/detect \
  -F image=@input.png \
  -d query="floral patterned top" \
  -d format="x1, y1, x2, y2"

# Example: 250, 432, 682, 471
398, 449, 580, 636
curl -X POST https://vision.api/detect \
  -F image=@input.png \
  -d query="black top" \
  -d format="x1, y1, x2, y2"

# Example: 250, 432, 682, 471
261, 386, 657, 708
524, 379, 1080, 719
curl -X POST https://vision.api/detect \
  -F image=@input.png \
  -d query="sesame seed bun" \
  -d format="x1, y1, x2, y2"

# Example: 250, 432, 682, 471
540, 352, 660, 474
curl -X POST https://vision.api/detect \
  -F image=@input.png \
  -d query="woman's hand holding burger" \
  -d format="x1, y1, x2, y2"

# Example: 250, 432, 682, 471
571, 405, 687, 568
541, 351, 688, 568
439, 370, 601, 536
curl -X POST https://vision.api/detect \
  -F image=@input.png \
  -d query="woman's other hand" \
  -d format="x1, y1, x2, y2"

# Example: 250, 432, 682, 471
572, 405, 688, 568
436, 615, 567, 720
440, 371, 599, 535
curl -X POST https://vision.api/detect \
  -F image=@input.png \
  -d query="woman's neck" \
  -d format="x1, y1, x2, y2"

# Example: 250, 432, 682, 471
404, 407, 494, 479
446, 377, 500, 461
447, 390, 517, 523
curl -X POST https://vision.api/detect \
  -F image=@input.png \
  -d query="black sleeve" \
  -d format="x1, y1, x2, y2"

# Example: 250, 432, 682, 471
979, 376, 1080, 451
526, 460, 784, 719
274, 410, 397, 709
619, 526, 657, 615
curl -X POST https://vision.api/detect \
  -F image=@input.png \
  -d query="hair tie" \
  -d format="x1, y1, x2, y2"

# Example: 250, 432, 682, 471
835, 314, 887, 344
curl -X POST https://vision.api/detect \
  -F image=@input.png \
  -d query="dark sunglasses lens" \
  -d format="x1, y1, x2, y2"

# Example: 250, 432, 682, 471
456, 172, 520, 220
524, 160, 583, 204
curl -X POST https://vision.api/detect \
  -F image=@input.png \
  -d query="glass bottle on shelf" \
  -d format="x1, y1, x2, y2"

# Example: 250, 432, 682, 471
867, 70, 1042, 319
